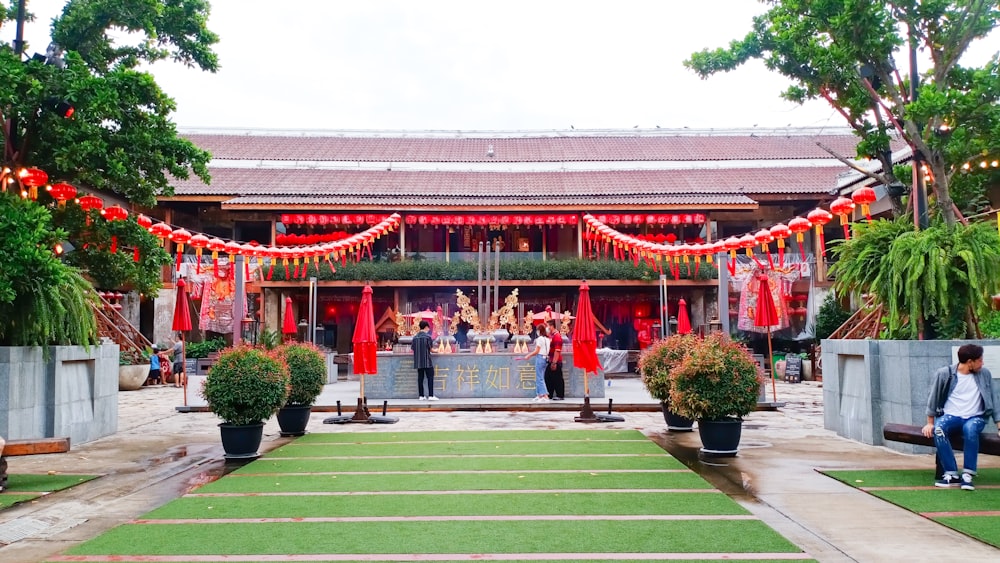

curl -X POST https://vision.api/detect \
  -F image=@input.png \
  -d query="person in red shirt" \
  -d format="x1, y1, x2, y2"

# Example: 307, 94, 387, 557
545, 319, 565, 400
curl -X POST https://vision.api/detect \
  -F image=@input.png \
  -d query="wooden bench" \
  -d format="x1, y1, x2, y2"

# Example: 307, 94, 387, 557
882, 423, 1000, 479
0, 437, 71, 492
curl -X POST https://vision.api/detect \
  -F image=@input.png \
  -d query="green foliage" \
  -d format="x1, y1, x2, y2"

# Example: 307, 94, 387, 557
668, 333, 762, 421
0, 193, 98, 347
202, 345, 289, 425
829, 217, 1000, 339
185, 337, 226, 359
275, 342, 327, 406
258, 328, 280, 351
638, 334, 699, 402
814, 292, 852, 342
270, 258, 716, 283
685, 2, 1000, 225
978, 309, 1000, 339
0, 1, 218, 297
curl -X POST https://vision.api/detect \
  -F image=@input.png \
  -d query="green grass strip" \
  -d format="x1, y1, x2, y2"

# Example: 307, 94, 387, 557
933, 515, 1000, 548
269, 440, 666, 458
236, 454, 686, 473
822, 467, 1000, 488
1, 493, 39, 508
48, 560, 815, 563
2, 473, 98, 492
145, 490, 745, 519
67, 520, 802, 555
195, 470, 712, 493
294, 429, 649, 443
867, 488, 1000, 512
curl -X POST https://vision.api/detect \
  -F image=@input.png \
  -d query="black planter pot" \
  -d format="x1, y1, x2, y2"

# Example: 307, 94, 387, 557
660, 402, 694, 432
277, 404, 313, 437
219, 422, 265, 459
696, 417, 743, 457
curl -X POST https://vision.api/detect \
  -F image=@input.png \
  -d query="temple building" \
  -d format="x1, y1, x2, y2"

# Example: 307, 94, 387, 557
150, 127, 879, 352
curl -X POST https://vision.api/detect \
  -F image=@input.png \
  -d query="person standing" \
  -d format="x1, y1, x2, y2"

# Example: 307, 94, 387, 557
921, 344, 1000, 490
171, 335, 186, 388
411, 320, 438, 400
545, 319, 565, 400
146, 345, 162, 386
520, 323, 551, 402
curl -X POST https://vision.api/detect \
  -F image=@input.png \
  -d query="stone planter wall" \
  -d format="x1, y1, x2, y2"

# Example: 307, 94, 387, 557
0, 343, 119, 445
821, 339, 1000, 454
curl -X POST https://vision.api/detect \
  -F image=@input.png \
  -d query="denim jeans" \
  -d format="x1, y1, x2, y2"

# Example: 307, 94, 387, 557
534, 355, 549, 396
933, 414, 987, 474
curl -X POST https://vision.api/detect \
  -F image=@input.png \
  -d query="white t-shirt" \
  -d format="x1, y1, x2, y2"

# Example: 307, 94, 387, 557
534, 336, 551, 357
944, 372, 985, 418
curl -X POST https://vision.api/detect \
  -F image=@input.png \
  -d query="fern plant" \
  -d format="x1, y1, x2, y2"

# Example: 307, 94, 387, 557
829, 217, 1000, 339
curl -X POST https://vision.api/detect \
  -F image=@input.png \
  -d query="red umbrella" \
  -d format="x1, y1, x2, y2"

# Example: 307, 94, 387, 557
171, 278, 192, 404
676, 298, 692, 335
282, 296, 297, 340
753, 273, 779, 402
351, 284, 379, 421
572, 281, 602, 422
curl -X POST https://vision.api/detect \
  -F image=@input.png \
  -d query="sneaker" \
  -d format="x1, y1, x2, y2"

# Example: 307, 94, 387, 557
935, 474, 960, 488
427, 396, 439, 401
538, 397, 550, 403
551, 396, 564, 401
961, 473, 975, 491
418, 396, 426, 401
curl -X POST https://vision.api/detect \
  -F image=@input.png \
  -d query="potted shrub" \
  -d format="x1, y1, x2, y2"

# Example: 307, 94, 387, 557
118, 349, 149, 391
638, 334, 698, 431
202, 345, 289, 458
274, 342, 327, 436
669, 332, 762, 456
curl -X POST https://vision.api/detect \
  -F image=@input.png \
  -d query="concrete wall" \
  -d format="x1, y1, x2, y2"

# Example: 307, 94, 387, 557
0, 343, 119, 445
822, 339, 1000, 454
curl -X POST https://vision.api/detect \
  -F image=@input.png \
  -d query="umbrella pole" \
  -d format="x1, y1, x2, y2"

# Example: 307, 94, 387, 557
766, 329, 777, 402
575, 370, 598, 423
181, 333, 187, 406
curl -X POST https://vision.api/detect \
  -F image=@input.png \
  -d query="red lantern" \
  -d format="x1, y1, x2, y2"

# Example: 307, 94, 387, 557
47, 182, 76, 207
769, 223, 791, 266
807, 208, 833, 256
722, 236, 742, 275
851, 186, 877, 221
739, 233, 758, 259
149, 222, 172, 247
188, 233, 210, 274
207, 237, 226, 276
17, 167, 48, 200
136, 213, 153, 230
171, 228, 192, 271
788, 217, 812, 261
78, 194, 104, 225
829, 197, 856, 239
103, 205, 128, 253
755, 228, 775, 269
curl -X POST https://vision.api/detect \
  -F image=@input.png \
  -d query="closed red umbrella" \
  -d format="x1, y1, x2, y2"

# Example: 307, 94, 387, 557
753, 273, 780, 402
572, 281, 602, 422
171, 278, 192, 404
350, 284, 379, 422
676, 298, 692, 335
282, 297, 297, 340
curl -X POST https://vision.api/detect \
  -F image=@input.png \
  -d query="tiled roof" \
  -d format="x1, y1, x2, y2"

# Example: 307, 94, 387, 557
172, 167, 844, 199
182, 128, 867, 163
220, 193, 758, 209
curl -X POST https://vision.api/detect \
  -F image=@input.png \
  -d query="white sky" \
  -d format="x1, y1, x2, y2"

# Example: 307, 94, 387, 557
6, 0, 999, 132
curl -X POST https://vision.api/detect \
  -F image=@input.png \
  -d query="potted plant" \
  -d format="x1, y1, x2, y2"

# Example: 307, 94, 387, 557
118, 349, 149, 391
274, 342, 327, 436
638, 334, 698, 431
669, 332, 762, 456
202, 345, 289, 458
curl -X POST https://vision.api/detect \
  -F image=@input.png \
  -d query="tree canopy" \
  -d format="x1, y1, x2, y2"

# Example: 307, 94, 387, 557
686, 0, 1000, 225
0, 0, 219, 296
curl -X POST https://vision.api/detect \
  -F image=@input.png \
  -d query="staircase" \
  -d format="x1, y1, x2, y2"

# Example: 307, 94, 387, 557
92, 294, 153, 364
815, 295, 884, 378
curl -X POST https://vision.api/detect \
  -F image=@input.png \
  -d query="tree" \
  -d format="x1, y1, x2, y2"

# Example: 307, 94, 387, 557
685, 1, 1000, 225
0, 0, 219, 295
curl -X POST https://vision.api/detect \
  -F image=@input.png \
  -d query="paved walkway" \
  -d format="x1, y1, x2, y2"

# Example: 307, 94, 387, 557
1, 378, 999, 562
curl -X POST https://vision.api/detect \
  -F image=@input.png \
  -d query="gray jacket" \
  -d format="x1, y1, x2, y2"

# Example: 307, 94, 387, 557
925, 363, 998, 422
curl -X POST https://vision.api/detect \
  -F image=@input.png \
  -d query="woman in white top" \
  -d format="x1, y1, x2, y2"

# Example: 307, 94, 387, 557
520, 323, 551, 402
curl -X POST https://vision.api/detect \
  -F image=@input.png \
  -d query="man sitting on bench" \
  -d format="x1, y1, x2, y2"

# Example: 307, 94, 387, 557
921, 344, 1000, 491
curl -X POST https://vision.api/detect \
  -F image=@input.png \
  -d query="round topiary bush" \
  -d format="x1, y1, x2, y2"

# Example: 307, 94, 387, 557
276, 342, 327, 406
202, 345, 289, 425
668, 332, 762, 421
638, 333, 699, 402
